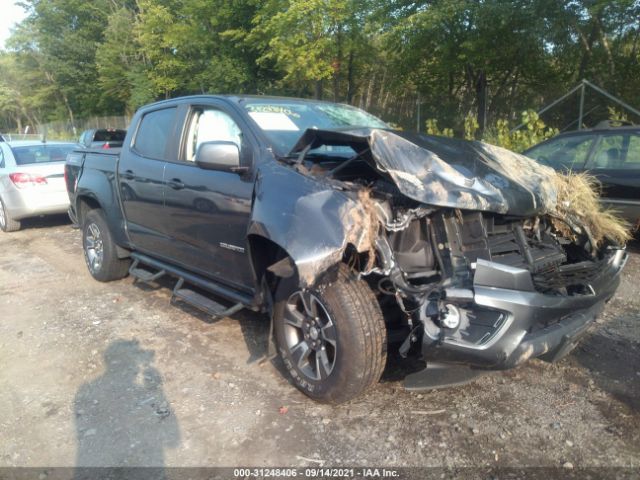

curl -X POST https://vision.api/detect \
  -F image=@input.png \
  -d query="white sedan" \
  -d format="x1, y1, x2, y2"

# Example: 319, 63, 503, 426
0, 140, 78, 232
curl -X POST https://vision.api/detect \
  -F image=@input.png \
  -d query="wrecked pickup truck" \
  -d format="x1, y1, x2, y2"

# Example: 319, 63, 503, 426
65, 95, 628, 403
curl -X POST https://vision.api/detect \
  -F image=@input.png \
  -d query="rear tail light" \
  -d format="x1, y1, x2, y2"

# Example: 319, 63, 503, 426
9, 172, 48, 188
102, 143, 110, 149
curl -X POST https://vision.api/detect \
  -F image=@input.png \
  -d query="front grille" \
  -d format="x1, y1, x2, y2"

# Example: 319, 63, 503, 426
438, 211, 599, 293
533, 259, 604, 291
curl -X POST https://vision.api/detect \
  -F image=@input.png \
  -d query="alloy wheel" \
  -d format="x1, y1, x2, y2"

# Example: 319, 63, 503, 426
84, 222, 104, 273
282, 290, 338, 381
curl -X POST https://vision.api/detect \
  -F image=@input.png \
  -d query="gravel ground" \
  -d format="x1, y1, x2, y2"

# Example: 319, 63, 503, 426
0, 215, 638, 470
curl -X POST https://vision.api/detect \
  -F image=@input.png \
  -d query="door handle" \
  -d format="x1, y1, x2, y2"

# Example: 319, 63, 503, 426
121, 169, 135, 180
168, 178, 185, 190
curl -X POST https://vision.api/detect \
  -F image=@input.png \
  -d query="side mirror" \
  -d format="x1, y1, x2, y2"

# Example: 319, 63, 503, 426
195, 141, 241, 172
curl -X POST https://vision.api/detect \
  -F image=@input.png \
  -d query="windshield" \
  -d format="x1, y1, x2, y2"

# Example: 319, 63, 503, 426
243, 100, 388, 156
11, 144, 76, 165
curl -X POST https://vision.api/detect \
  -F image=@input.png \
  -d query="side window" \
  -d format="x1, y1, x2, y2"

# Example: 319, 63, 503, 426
625, 135, 640, 168
185, 108, 242, 162
133, 107, 177, 160
590, 135, 628, 169
525, 135, 594, 170
0, 147, 5, 168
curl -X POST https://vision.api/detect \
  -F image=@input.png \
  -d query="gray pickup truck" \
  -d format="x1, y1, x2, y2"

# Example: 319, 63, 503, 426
65, 95, 627, 403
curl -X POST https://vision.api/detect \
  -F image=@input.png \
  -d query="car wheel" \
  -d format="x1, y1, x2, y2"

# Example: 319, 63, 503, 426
82, 209, 130, 282
273, 264, 387, 403
0, 197, 21, 232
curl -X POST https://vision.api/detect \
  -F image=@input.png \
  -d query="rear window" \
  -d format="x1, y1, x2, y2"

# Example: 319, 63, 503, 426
93, 130, 126, 142
133, 108, 176, 160
11, 144, 75, 165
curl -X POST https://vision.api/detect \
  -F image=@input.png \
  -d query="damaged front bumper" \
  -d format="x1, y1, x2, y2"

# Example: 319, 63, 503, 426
405, 248, 627, 390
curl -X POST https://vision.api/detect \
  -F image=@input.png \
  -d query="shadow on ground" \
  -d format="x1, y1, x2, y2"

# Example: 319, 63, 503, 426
73, 339, 180, 478
19, 213, 71, 230
573, 323, 640, 413
131, 274, 425, 391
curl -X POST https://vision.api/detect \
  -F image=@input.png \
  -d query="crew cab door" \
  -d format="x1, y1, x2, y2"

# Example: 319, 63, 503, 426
119, 106, 178, 257
162, 103, 255, 291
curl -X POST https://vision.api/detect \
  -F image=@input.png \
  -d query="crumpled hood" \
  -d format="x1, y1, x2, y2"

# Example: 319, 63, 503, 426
289, 128, 559, 217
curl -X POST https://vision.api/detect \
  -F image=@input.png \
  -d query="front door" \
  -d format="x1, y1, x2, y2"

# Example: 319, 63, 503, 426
163, 105, 255, 291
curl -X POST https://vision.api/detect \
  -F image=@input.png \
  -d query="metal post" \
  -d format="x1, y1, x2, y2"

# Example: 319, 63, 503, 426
583, 79, 640, 119
578, 81, 585, 130
510, 82, 584, 132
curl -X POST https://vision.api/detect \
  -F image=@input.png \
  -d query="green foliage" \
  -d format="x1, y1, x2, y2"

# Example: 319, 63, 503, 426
463, 113, 479, 141
482, 110, 558, 152
1, 0, 639, 137
425, 119, 453, 138
607, 106, 629, 124
427, 109, 558, 152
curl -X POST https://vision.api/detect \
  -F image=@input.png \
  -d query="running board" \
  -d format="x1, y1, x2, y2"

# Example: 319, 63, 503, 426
129, 259, 166, 283
129, 252, 255, 308
171, 279, 244, 320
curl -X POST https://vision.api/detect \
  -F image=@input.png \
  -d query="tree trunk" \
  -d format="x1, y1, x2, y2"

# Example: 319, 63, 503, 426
475, 70, 487, 135
365, 74, 375, 110
61, 92, 77, 136
314, 79, 324, 100
333, 24, 343, 102
346, 49, 355, 104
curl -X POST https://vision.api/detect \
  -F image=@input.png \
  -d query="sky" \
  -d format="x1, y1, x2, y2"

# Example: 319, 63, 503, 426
0, 0, 28, 49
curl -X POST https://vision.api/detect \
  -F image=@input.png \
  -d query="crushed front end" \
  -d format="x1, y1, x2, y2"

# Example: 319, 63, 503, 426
368, 208, 627, 389
286, 127, 628, 390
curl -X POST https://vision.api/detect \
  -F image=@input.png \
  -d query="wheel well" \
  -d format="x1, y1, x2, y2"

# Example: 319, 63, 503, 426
247, 235, 296, 293
76, 196, 101, 225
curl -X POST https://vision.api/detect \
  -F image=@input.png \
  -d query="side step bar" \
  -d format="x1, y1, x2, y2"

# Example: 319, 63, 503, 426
129, 252, 254, 319
129, 258, 166, 283
171, 278, 244, 320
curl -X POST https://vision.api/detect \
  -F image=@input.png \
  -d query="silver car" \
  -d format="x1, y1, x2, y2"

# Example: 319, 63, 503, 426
0, 140, 77, 232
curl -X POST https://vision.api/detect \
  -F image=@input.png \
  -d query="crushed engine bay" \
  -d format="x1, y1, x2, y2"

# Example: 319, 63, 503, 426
282, 127, 629, 371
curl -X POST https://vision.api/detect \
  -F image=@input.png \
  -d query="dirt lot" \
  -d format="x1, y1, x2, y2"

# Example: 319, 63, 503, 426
0, 215, 639, 469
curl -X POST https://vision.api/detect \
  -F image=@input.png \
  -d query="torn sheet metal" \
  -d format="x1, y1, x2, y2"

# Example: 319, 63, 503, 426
249, 162, 376, 287
290, 128, 559, 217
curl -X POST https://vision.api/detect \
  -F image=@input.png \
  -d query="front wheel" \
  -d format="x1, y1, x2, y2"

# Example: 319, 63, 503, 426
82, 209, 130, 282
274, 264, 387, 403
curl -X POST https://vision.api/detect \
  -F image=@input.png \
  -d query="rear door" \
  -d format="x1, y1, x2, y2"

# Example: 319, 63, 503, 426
118, 106, 178, 257
584, 132, 640, 223
162, 102, 255, 290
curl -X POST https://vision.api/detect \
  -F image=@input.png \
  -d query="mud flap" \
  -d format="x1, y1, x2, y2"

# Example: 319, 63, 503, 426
404, 362, 487, 391
259, 276, 278, 365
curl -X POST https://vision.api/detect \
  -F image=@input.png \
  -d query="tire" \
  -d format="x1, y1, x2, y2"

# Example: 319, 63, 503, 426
274, 264, 387, 404
0, 197, 21, 232
82, 209, 130, 282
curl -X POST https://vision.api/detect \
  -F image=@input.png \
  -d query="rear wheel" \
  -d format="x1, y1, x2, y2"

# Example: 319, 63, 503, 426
82, 209, 130, 282
274, 264, 387, 404
0, 198, 21, 232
